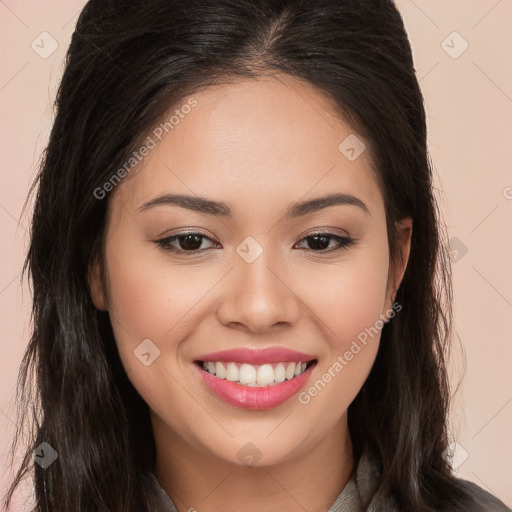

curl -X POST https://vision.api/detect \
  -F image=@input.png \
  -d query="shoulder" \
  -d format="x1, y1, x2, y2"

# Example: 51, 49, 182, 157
457, 478, 511, 512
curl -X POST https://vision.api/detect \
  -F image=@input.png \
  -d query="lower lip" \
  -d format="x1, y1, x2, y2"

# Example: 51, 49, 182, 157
194, 362, 316, 411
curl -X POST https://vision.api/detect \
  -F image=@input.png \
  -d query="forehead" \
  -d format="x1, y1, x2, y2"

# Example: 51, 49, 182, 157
110, 75, 383, 219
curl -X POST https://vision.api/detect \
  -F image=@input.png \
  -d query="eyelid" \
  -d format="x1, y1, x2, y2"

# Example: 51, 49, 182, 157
294, 232, 356, 252
152, 228, 357, 255
153, 229, 219, 250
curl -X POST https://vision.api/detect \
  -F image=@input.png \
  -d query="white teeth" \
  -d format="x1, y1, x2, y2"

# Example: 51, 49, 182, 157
239, 363, 257, 384
216, 362, 227, 379
285, 362, 296, 380
200, 360, 312, 386
256, 364, 274, 385
274, 363, 286, 383
226, 362, 239, 382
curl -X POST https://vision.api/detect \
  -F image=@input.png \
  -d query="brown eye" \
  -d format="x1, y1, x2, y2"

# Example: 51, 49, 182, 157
154, 232, 219, 253
295, 233, 356, 252
153, 231, 356, 256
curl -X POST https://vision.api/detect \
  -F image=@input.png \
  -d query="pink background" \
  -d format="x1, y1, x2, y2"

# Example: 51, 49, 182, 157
1, 1, 511, 509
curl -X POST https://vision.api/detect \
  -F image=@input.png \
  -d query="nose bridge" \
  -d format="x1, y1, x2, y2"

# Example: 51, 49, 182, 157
216, 238, 300, 332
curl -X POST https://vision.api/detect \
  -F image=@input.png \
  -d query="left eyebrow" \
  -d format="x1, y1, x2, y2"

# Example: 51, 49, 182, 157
137, 192, 370, 217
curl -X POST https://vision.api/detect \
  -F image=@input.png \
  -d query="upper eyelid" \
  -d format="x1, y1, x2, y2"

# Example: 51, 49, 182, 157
155, 228, 352, 242
154, 230, 356, 251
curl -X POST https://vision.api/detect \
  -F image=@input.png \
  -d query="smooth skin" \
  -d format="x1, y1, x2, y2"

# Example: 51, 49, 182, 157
89, 74, 412, 512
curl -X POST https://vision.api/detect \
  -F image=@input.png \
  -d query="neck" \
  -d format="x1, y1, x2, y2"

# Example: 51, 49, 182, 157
152, 412, 354, 512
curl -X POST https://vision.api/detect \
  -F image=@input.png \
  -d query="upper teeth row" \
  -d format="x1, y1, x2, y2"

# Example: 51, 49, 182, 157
201, 361, 308, 386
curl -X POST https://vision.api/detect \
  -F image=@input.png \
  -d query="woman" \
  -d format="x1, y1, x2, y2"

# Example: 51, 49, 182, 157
3, 0, 510, 511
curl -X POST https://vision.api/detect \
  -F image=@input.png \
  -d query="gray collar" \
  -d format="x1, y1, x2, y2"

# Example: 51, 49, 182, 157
327, 446, 391, 512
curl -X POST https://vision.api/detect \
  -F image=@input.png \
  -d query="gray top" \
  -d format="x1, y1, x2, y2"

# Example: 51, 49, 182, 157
155, 447, 511, 511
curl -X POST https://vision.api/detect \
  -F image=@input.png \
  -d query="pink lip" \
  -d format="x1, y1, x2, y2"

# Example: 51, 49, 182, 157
195, 347, 315, 365
194, 362, 316, 410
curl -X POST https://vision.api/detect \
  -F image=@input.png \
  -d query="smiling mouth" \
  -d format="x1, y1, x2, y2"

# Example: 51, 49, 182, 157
194, 359, 318, 387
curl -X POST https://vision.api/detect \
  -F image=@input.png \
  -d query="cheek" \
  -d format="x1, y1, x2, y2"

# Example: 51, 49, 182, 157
102, 242, 212, 422
101, 233, 196, 378
297, 242, 390, 350
102, 233, 237, 413
292, 239, 389, 419
104, 234, 216, 344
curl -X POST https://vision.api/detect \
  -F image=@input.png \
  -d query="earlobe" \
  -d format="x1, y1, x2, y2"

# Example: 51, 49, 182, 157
88, 258, 108, 311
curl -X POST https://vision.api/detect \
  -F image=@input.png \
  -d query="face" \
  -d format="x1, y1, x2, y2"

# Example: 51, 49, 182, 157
89, 75, 411, 468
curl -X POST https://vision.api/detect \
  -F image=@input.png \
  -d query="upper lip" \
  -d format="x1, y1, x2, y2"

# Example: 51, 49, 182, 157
195, 347, 316, 365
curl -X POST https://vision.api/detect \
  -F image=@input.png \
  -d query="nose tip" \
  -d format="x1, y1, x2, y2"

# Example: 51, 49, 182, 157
215, 257, 301, 334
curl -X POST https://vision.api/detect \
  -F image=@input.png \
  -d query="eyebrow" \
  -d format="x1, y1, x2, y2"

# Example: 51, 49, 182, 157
138, 192, 370, 217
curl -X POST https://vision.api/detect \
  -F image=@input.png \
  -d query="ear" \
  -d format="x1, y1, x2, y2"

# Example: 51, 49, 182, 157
384, 216, 413, 313
88, 257, 109, 311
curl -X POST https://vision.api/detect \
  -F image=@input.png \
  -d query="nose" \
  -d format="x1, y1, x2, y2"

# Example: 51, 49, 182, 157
216, 250, 301, 334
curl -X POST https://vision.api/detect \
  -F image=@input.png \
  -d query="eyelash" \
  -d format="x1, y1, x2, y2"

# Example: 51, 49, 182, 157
153, 230, 356, 255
